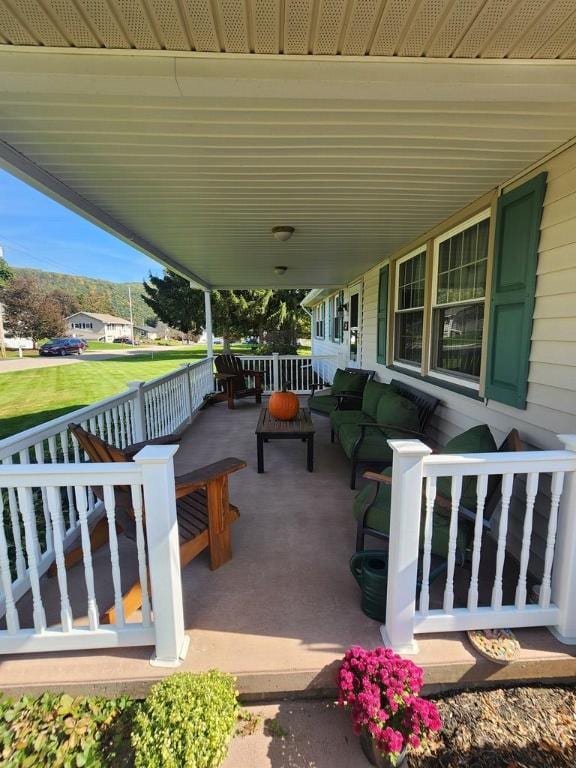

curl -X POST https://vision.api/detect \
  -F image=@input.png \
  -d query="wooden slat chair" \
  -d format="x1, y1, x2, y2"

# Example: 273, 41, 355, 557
354, 427, 523, 572
213, 354, 264, 409
67, 423, 246, 622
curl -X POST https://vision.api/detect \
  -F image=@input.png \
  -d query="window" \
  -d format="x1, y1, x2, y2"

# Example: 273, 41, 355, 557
328, 296, 335, 341
314, 303, 325, 338
431, 213, 489, 384
335, 290, 344, 343
394, 249, 426, 367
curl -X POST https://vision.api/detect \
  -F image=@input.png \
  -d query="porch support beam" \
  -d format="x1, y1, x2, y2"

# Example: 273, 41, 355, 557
204, 289, 213, 358
0, 138, 210, 291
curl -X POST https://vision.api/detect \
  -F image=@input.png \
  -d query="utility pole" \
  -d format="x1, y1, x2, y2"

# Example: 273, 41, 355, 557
128, 286, 134, 344
0, 302, 5, 359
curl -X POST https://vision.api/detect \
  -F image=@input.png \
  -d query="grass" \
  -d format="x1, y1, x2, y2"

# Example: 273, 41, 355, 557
0, 344, 249, 439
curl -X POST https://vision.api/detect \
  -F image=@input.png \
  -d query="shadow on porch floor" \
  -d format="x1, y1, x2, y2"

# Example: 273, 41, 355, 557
2, 398, 575, 698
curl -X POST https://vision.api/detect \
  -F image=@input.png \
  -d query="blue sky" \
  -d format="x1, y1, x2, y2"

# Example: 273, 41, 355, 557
0, 169, 161, 283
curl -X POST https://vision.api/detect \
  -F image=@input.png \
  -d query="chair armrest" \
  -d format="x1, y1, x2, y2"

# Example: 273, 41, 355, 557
214, 372, 237, 380
124, 433, 183, 458
175, 457, 247, 497
242, 368, 263, 377
362, 470, 452, 513
363, 470, 392, 485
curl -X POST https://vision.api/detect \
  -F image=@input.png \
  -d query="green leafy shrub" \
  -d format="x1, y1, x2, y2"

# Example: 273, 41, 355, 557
0, 691, 136, 767
132, 671, 239, 768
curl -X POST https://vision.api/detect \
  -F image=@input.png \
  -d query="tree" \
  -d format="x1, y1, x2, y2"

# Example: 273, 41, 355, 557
0, 253, 13, 288
49, 289, 81, 318
142, 272, 205, 337
0, 275, 65, 346
263, 290, 310, 348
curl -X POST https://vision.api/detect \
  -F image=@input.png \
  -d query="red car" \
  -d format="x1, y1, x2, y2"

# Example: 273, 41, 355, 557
39, 338, 87, 356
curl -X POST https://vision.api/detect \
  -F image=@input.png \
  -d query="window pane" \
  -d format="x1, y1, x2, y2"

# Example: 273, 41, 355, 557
433, 303, 484, 379
398, 251, 426, 310
394, 310, 424, 365
436, 217, 489, 306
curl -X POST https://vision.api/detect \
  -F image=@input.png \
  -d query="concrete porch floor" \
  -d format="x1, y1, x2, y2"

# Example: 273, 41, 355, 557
1, 398, 575, 699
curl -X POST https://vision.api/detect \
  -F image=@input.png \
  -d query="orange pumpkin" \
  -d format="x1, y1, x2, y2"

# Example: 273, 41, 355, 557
268, 388, 299, 421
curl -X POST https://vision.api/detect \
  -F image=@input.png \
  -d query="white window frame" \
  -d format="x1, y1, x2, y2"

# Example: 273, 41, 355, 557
428, 209, 491, 391
393, 246, 427, 372
314, 303, 325, 339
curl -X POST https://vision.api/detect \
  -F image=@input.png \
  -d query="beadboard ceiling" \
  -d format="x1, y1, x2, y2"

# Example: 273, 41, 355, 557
2, 52, 576, 288
2, 1, 576, 59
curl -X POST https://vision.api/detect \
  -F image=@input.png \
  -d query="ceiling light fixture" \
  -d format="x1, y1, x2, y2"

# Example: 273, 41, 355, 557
274, 266, 287, 275
272, 225, 295, 242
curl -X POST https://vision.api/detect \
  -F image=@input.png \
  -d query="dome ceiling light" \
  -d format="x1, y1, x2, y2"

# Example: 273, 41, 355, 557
272, 225, 295, 242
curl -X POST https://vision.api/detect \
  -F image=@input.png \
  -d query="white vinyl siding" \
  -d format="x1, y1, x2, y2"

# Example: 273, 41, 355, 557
355, 141, 576, 577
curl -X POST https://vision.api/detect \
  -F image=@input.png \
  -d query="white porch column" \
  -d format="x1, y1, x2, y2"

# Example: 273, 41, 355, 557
381, 439, 432, 655
551, 434, 576, 644
134, 445, 189, 667
204, 289, 213, 358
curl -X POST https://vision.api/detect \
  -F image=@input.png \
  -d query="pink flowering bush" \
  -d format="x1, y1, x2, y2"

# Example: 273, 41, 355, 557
337, 647, 441, 763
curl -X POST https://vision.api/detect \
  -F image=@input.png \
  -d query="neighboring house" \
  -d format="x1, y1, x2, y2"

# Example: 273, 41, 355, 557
304, 139, 576, 578
134, 324, 158, 341
66, 312, 132, 342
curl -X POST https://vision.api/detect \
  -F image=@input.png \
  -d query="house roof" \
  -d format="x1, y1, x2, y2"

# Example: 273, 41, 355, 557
66, 312, 131, 325
1, 1, 575, 59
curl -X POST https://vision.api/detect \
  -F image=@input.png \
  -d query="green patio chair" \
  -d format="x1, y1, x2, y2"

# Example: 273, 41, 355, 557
331, 381, 421, 488
308, 367, 374, 416
353, 425, 523, 564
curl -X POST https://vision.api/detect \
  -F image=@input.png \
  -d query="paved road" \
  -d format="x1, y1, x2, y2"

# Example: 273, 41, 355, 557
0, 345, 193, 374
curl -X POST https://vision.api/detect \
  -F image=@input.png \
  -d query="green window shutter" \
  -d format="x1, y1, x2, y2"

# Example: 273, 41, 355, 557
376, 265, 389, 364
485, 172, 547, 409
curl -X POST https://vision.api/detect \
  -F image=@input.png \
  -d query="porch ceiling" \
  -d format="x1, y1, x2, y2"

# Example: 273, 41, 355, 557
2, 1, 576, 58
1, 51, 576, 288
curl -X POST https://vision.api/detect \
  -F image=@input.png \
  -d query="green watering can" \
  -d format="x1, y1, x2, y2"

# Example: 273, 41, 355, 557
350, 551, 388, 622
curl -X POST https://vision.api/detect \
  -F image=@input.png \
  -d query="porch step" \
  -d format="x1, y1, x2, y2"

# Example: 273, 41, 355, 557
1, 628, 574, 701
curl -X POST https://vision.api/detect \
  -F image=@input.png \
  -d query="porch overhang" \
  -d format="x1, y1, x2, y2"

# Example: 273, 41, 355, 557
2, 49, 576, 288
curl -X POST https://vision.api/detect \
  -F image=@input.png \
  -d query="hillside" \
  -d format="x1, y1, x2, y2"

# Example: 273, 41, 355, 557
13, 267, 154, 326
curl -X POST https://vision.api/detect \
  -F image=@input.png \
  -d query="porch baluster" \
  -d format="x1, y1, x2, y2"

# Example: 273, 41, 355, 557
34, 442, 53, 554
131, 484, 151, 626
467, 475, 488, 611
418, 476, 436, 616
491, 473, 514, 609
443, 476, 463, 612
2, 457, 26, 580
540, 471, 564, 609
46, 486, 73, 633
59, 430, 77, 530
515, 472, 539, 609
102, 485, 125, 628
0, 492, 19, 633
74, 484, 99, 630
17, 486, 47, 632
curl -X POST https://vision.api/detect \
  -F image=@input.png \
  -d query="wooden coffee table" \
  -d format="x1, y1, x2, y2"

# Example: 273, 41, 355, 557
255, 407, 315, 473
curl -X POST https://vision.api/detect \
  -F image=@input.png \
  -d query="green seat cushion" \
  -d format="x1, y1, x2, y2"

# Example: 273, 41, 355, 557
437, 425, 497, 508
361, 380, 390, 421
338, 423, 395, 463
308, 394, 339, 415
332, 368, 368, 396
376, 388, 420, 433
330, 410, 372, 432
353, 469, 466, 559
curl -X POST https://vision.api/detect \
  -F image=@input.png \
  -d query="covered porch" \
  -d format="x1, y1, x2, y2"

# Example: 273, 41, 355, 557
1, 392, 575, 699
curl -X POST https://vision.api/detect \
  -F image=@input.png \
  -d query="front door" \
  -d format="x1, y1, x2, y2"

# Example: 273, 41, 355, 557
348, 283, 362, 366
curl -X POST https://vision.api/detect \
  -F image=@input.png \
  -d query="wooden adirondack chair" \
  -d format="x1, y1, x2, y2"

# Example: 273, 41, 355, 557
213, 354, 263, 409
67, 423, 246, 623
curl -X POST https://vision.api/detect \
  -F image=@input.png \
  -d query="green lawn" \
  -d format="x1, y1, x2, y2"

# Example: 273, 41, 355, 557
0, 345, 249, 439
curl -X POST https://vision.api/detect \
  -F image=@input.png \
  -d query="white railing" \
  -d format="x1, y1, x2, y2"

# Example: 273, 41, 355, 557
0, 446, 188, 666
382, 436, 576, 654
0, 359, 213, 648
239, 353, 338, 394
